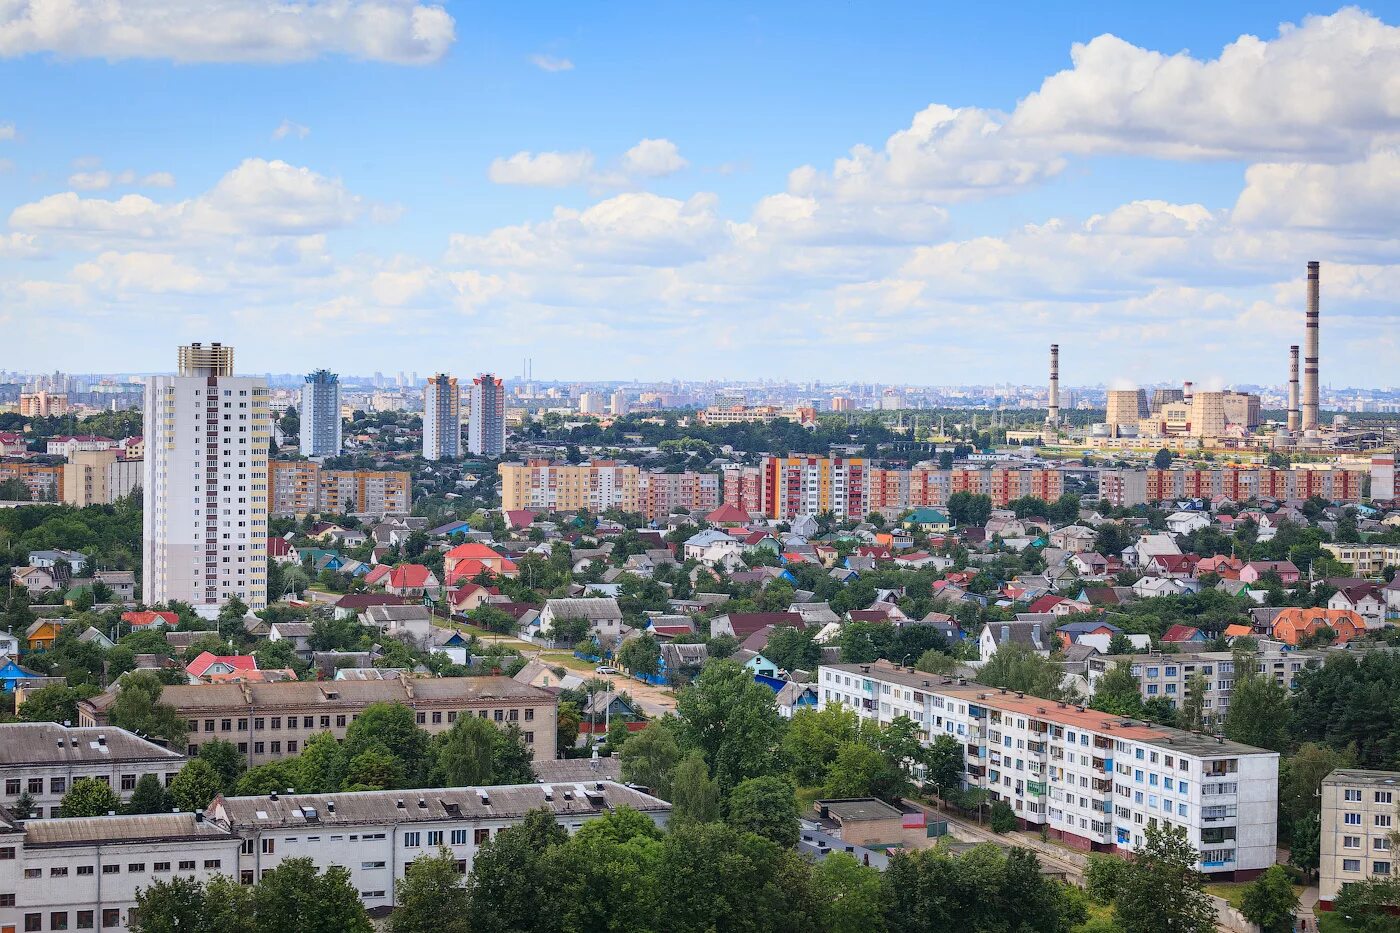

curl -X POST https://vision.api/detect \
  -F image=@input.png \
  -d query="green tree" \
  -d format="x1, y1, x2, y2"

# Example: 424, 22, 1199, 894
824, 741, 907, 801
726, 775, 799, 847
464, 808, 569, 933
1153, 448, 1173, 469
1279, 742, 1354, 853
1084, 853, 1129, 905
1331, 876, 1400, 933
123, 773, 170, 815
196, 738, 245, 794
671, 750, 721, 824
235, 760, 300, 796
812, 851, 885, 933
128, 876, 210, 933
1223, 646, 1291, 752
556, 700, 580, 752
914, 648, 955, 674
0, 477, 31, 500
544, 807, 664, 933
18, 684, 87, 723
1090, 660, 1144, 717
989, 799, 1017, 833
252, 857, 373, 933
217, 595, 250, 643
617, 633, 662, 677
170, 759, 223, 811
675, 660, 786, 793
946, 491, 993, 526
391, 847, 470, 933
1107, 632, 1135, 655
433, 715, 497, 786
977, 642, 1069, 700
782, 703, 859, 786
1113, 824, 1217, 933
294, 731, 346, 793
60, 776, 122, 817
923, 734, 964, 798
620, 720, 682, 798
344, 746, 405, 790
1289, 811, 1320, 878
108, 671, 188, 746
1238, 864, 1298, 933
342, 702, 429, 782
1177, 673, 1207, 732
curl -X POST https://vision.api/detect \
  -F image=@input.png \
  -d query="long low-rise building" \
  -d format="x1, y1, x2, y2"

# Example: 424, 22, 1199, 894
0, 723, 187, 821
269, 460, 411, 517
1098, 466, 1363, 507
499, 460, 642, 514
78, 675, 558, 767
1087, 647, 1326, 729
0, 780, 669, 931
818, 660, 1279, 879
1319, 769, 1398, 910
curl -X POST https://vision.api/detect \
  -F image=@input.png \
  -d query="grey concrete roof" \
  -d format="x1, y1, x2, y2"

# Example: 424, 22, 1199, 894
543, 597, 622, 620
817, 798, 904, 822
0, 723, 183, 766
214, 780, 668, 830
25, 812, 229, 848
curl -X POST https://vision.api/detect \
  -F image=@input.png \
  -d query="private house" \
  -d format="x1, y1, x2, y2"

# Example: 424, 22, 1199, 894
1161, 624, 1207, 645
384, 564, 438, 598
1165, 511, 1211, 535
186, 652, 259, 681
1240, 561, 1302, 586
121, 610, 177, 631
539, 598, 624, 645
267, 622, 315, 660
364, 605, 434, 645
443, 542, 517, 585
1048, 525, 1097, 554
1271, 608, 1367, 646
710, 611, 804, 641
1054, 619, 1120, 648
93, 570, 137, 603
977, 621, 1049, 663
24, 618, 66, 651
27, 549, 88, 575
12, 566, 59, 595
0, 657, 44, 692
1327, 583, 1385, 626
904, 508, 952, 533
731, 649, 779, 679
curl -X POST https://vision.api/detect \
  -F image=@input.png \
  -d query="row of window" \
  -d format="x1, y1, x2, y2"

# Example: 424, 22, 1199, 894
188, 706, 537, 735
1341, 813, 1393, 828
16, 908, 120, 930
1343, 788, 1395, 804
1341, 859, 1392, 875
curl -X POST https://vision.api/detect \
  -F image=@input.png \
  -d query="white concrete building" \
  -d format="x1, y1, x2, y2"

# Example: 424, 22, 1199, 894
1319, 769, 1398, 910
143, 342, 270, 612
0, 781, 669, 930
422, 373, 461, 461
817, 660, 1279, 879
0, 723, 187, 820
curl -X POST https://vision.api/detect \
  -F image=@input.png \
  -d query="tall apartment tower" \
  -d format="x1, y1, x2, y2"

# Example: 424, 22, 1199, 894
423, 374, 461, 460
299, 369, 342, 458
468, 373, 506, 457
143, 342, 269, 612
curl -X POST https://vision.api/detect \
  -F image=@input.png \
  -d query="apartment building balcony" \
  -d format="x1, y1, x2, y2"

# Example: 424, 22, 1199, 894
1092, 757, 1112, 772
966, 764, 986, 779
1092, 778, 1113, 794
1027, 741, 1047, 755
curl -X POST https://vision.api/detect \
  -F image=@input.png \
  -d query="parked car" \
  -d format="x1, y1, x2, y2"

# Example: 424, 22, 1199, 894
595, 666, 618, 674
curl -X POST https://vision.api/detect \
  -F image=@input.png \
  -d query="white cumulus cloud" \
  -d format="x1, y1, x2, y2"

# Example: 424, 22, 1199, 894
621, 138, 687, 177
272, 119, 311, 140
0, 0, 455, 64
487, 149, 595, 187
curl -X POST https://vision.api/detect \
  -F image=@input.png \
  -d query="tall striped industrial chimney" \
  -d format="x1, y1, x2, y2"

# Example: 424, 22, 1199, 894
1287, 345, 1300, 433
1046, 344, 1060, 426
1302, 261, 1320, 431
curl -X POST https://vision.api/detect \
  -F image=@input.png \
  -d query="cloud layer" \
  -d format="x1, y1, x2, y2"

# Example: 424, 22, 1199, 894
0, 0, 455, 64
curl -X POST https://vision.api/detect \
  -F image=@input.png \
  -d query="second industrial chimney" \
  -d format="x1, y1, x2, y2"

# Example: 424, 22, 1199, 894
1287, 345, 1300, 433
1046, 344, 1060, 426
1302, 261, 1321, 431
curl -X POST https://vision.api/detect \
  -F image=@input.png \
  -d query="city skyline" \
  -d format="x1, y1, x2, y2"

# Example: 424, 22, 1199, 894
3, 4, 1400, 384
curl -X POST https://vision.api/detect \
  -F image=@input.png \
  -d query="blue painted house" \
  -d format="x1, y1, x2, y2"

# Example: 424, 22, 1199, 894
0, 658, 42, 692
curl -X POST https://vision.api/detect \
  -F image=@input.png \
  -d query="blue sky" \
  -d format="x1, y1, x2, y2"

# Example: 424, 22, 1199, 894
3, 1, 1400, 386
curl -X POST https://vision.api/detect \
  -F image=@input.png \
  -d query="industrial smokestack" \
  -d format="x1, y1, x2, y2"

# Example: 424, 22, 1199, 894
1287, 345, 1300, 433
1046, 344, 1060, 426
1302, 261, 1320, 431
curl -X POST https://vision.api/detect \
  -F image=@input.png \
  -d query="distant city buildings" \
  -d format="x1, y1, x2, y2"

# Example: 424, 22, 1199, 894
422, 373, 461, 461
1318, 769, 1398, 910
299, 369, 342, 458
143, 342, 269, 612
1098, 466, 1363, 507
18, 390, 68, 417
468, 373, 505, 457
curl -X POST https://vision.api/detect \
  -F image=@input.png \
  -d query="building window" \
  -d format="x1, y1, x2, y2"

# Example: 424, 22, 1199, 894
128, 863, 145, 873
76, 866, 92, 876
1345, 813, 1362, 825
474, 828, 490, 845
51, 867, 68, 877
27, 778, 42, 794
262, 838, 275, 854
1345, 836, 1362, 849
154, 862, 170, 872
0, 847, 15, 860
405, 832, 421, 847
204, 860, 221, 869
179, 860, 195, 870
25, 914, 41, 932
121, 774, 137, 791
1345, 789, 1363, 802
1343, 859, 1361, 872
450, 829, 467, 845
103, 908, 121, 928
51, 912, 70, 931
4, 779, 18, 795
76, 911, 93, 930
0, 894, 14, 907
51, 777, 67, 793
428, 830, 443, 846
416, 712, 426, 725
525, 708, 534, 722
101, 865, 120, 875
241, 870, 255, 885
1374, 861, 1392, 875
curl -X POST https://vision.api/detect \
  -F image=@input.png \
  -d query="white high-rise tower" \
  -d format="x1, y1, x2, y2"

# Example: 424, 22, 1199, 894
143, 342, 269, 612
300, 369, 342, 457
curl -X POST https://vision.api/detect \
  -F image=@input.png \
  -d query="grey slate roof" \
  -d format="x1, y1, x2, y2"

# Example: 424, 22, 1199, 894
0, 723, 183, 766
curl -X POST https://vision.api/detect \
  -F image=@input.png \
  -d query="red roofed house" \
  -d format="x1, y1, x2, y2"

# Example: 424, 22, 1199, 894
503, 510, 539, 529
1026, 595, 1066, 614
1148, 553, 1199, 580
363, 565, 392, 588
385, 564, 439, 598
1240, 561, 1301, 585
1161, 624, 1206, 644
447, 583, 497, 613
1271, 608, 1367, 646
706, 503, 751, 526
266, 536, 296, 564
0, 432, 26, 456
121, 610, 178, 631
1195, 555, 1244, 579
444, 543, 516, 585
857, 546, 894, 562
186, 651, 259, 680
1222, 623, 1254, 639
